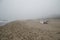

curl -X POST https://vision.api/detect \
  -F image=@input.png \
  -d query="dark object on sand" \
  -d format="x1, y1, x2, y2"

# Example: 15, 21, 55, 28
40, 20, 48, 24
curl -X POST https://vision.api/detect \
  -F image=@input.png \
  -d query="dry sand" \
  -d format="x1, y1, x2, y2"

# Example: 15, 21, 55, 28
0, 19, 60, 40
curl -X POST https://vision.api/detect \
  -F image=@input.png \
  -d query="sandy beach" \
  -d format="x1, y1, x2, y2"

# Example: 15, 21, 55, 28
0, 19, 60, 40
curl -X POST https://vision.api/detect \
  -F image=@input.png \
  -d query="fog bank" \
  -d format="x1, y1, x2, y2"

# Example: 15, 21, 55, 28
0, 0, 60, 20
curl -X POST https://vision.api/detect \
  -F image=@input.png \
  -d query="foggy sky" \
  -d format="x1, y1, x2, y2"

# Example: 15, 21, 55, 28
0, 0, 60, 20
